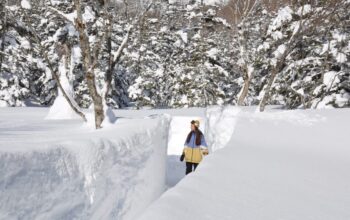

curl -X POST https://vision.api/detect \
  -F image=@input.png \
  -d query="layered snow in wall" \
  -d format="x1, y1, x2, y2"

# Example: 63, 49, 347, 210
205, 106, 240, 152
138, 107, 350, 220
0, 108, 170, 220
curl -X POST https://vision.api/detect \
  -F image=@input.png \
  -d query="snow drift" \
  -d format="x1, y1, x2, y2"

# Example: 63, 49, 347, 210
0, 108, 170, 220
138, 107, 350, 220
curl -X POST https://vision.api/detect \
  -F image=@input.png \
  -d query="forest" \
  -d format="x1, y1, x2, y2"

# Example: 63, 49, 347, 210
1, 0, 349, 127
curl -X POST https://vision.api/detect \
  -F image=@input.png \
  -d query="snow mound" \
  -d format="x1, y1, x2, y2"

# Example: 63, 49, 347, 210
45, 95, 81, 120
138, 107, 350, 220
0, 108, 170, 220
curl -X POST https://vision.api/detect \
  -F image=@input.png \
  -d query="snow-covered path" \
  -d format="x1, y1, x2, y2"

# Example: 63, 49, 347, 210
165, 116, 206, 187
166, 155, 185, 187
138, 107, 350, 220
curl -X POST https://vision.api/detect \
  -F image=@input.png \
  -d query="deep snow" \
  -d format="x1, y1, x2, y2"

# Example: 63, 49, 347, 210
138, 106, 350, 220
1, 106, 350, 220
0, 107, 170, 220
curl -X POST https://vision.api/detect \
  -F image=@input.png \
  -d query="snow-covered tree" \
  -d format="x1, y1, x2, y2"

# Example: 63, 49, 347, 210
128, 3, 235, 108
257, 1, 350, 110
230, 0, 349, 110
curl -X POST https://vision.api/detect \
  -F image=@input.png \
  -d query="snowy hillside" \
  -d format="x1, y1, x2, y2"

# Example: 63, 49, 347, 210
138, 107, 350, 220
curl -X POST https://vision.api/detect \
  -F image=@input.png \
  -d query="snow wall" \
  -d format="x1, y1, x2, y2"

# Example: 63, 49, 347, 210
0, 115, 171, 220
205, 105, 241, 152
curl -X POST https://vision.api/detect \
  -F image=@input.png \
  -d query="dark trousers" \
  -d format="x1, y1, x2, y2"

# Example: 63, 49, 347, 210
186, 162, 199, 175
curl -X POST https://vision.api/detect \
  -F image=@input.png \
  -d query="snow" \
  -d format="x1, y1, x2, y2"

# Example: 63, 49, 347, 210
213, 17, 231, 28
21, 0, 31, 9
273, 44, 286, 59
206, 48, 218, 59
177, 30, 188, 44
49, 6, 77, 24
201, 0, 228, 6
314, 95, 336, 109
334, 94, 349, 107
271, 30, 283, 40
2, 106, 350, 219
332, 31, 347, 42
0, 107, 171, 220
323, 71, 339, 89
83, 6, 95, 23
46, 57, 81, 120
269, 6, 293, 32
336, 52, 347, 63
138, 107, 350, 220
46, 95, 81, 120
257, 42, 270, 51
0, 100, 8, 107
205, 106, 240, 152
20, 39, 31, 50
296, 4, 312, 16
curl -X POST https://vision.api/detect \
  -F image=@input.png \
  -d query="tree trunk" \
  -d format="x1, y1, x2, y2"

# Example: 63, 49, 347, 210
259, 67, 278, 112
237, 64, 251, 105
74, 0, 104, 128
86, 70, 105, 128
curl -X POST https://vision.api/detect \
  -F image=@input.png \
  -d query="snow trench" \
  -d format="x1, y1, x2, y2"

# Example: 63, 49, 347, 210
138, 107, 350, 220
164, 106, 240, 188
0, 115, 171, 220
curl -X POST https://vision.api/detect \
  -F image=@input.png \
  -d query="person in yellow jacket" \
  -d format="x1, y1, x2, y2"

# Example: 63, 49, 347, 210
180, 120, 209, 174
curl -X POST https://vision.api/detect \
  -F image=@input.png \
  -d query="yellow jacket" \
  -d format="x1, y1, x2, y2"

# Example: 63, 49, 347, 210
183, 147, 208, 163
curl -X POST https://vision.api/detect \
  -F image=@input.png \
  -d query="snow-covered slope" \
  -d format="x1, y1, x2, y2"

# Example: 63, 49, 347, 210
0, 108, 170, 220
138, 107, 350, 220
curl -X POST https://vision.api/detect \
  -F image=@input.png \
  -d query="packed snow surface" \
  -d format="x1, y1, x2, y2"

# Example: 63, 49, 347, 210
139, 107, 350, 220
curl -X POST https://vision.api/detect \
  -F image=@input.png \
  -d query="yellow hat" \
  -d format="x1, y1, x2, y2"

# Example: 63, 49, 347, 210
191, 120, 200, 127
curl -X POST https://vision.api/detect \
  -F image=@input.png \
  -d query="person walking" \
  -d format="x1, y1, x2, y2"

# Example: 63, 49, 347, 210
180, 120, 209, 175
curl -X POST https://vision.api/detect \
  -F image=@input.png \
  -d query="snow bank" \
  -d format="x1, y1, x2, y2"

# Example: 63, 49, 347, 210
138, 107, 350, 220
205, 106, 240, 152
0, 108, 170, 220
